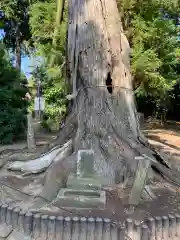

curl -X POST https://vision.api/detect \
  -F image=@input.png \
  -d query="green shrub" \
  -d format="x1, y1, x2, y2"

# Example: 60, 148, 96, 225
0, 43, 28, 144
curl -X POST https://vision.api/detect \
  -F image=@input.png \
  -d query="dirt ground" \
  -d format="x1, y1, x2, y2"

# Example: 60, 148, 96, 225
143, 120, 180, 168
0, 120, 180, 223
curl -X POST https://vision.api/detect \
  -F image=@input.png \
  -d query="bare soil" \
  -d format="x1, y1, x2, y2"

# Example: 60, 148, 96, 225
0, 120, 180, 223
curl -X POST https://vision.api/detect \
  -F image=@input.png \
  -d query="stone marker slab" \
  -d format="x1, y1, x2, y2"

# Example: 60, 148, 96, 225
129, 156, 150, 206
77, 150, 94, 178
138, 112, 144, 128
7, 230, 32, 240
56, 188, 106, 209
0, 224, 12, 238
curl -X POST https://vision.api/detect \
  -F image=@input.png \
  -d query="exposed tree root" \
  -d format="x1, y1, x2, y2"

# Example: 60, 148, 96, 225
137, 134, 180, 187
7, 140, 73, 174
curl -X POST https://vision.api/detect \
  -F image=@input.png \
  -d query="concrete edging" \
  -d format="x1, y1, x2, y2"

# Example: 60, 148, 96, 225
0, 203, 180, 239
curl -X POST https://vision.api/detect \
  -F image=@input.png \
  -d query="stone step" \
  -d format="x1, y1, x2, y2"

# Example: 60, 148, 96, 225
55, 188, 106, 209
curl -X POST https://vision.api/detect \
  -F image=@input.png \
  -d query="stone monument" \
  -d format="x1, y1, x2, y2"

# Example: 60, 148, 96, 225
55, 150, 107, 209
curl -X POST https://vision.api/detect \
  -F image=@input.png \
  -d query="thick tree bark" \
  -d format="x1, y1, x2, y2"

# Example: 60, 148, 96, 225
8, 0, 180, 204
66, 0, 150, 182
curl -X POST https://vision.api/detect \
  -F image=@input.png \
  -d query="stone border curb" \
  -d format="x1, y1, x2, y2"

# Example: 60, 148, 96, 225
0, 203, 180, 239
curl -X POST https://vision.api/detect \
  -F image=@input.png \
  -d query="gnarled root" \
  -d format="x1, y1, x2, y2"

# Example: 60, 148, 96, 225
7, 140, 73, 174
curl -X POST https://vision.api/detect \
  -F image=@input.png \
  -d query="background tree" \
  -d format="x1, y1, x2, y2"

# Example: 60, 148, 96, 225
118, 0, 180, 119
29, 0, 68, 130
31, 65, 67, 131
0, 0, 32, 69
0, 42, 28, 144
29, 0, 67, 64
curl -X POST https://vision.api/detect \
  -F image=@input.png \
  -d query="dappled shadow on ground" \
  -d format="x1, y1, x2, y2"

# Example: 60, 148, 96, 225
143, 121, 180, 169
147, 134, 180, 151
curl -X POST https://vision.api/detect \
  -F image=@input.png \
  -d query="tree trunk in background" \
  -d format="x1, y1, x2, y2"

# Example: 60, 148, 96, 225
15, 25, 21, 70
49, 0, 65, 67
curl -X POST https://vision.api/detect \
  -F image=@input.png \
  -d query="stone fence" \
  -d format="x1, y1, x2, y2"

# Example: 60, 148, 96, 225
0, 203, 180, 239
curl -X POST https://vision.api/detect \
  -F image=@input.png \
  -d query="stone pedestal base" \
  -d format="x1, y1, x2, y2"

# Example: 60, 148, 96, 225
56, 188, 106, 209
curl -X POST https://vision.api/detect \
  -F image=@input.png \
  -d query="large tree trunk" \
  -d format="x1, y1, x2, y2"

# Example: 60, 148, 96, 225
8, 0, 180, 205
66, 0, 153, 182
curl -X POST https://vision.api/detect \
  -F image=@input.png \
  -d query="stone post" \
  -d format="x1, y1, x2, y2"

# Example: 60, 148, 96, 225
27, 112, 36, 150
